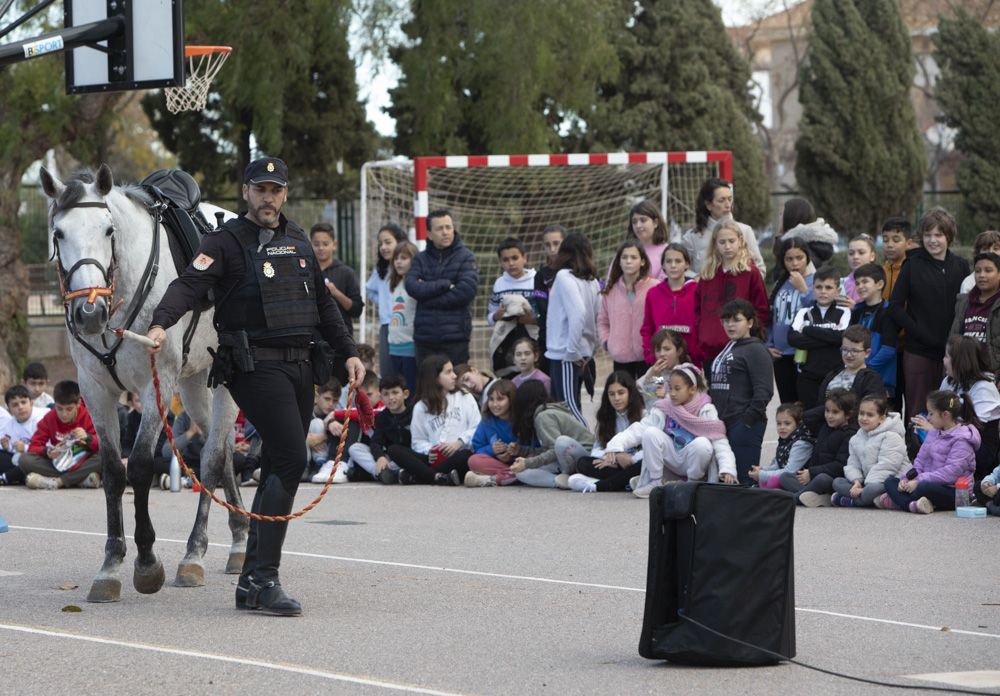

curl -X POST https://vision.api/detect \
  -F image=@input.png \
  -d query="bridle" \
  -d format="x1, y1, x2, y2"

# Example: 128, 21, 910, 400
52, 197, 163, 391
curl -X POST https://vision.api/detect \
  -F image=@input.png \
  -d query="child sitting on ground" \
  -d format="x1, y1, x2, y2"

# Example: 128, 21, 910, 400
465, 379, 519, 487
23, 361, 53, 409
831, 395, 908, 507
639, 329, 691, 406
604, 364, 738, 499
750, 403, 814, 489
456, 363, 498, 409
509, 379, 594, 489
0, 385, 49, 486
316, 373, 383, 483
804, 326, 886, 432
347, 375, 411, 485
21, 380, 101, 490
880, 390, 980, 514
559, 371, 646, 493
307, 380, 342, 483
780, 390, 858, 506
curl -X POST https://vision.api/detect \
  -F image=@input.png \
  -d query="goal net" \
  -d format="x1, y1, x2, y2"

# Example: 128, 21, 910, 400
360, 151, 732, 369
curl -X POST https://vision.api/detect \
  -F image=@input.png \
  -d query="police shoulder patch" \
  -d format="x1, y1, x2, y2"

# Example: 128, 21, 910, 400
192, 253, 215, 271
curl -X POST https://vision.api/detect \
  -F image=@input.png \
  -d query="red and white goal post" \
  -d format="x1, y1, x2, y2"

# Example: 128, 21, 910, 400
359, 151, 733, 367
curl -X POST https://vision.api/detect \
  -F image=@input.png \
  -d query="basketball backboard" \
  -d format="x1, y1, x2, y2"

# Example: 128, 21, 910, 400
65, 0, 184, 94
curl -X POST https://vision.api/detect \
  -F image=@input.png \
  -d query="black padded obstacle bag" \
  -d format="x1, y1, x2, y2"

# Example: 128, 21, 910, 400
638, 483, 796, 666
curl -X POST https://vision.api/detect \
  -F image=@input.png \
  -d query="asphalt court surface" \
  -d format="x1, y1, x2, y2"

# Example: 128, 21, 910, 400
2, 473, 999, 696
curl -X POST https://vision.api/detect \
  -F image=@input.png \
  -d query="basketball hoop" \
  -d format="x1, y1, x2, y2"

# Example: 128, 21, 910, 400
164, 45, 232, 114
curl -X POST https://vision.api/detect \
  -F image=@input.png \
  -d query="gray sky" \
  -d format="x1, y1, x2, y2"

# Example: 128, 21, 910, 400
358, 0, 778, 137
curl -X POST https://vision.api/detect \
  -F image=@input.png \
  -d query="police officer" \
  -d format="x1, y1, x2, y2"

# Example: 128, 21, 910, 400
146, 157, 364, 616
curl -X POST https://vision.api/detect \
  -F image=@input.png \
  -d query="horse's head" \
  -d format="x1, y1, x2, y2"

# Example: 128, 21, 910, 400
40, 164, 117, 336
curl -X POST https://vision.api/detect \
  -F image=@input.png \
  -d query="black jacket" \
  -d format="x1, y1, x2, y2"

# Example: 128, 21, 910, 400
804, 423, 857, 480
321, 259, 364, 333
151, 214, 357, 355
404, 235, 479, 344
889, 247, 970, 360
368, 406, 412, 461
804, 367, 886, 432
787, 303, 851, 380
709, 337, 775, 427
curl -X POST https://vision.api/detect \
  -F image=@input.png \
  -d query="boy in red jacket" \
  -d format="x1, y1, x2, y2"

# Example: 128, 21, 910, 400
20, 380, 101, 490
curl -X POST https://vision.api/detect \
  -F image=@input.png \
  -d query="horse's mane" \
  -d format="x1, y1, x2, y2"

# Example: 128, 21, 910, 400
51, 169, 153, 214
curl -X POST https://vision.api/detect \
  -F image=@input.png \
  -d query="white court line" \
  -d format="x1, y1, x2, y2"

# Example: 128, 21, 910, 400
0, 623, 469, 696
10, 525, 1000, 640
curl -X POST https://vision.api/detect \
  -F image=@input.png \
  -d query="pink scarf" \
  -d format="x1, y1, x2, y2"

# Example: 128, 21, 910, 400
654, 392, 727, 440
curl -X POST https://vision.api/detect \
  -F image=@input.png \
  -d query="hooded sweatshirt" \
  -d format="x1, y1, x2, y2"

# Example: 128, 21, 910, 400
889, 247, 970, 360
519, 402, 595, 469
844, 413, 908, 485
545, 269, 601, 363
911, 423, 980, 485
28, 403, 99, 456
487, 268, 538, 326
709, 337, 774, 427
641, 279, 699, 364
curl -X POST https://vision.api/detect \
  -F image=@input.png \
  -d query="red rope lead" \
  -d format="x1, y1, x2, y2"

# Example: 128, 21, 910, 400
150, 354, 366, 522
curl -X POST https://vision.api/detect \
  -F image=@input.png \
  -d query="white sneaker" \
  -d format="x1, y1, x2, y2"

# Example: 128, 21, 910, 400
79, 472, 102, 489
568, 474, 598, 493
311, 460, 335, 483
332, 463, 349, 484
554, 473, 570, 490
633, 483, 658, 499
628, 475, 640, 492
26, 472, 61, 490
159, 473, 170, 490
799, 491, 833, 508
464, 471, 496, 487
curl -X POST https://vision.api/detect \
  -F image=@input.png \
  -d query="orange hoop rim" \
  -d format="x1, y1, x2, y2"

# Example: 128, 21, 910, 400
184, 45, 232, 57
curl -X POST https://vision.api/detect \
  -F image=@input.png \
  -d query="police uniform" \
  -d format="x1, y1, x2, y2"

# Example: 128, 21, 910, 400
150, 157, 357, 616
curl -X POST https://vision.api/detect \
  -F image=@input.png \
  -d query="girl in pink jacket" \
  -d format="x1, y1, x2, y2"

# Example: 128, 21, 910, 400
878, 390, 980, 514
641, 243, 699, 366
598, 241, 660, 381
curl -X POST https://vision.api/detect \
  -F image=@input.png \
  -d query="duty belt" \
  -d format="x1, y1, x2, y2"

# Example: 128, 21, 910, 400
250, 345, 311, 362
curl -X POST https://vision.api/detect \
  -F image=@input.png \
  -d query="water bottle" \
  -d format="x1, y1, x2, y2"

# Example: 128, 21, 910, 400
955, 475, 973, 509
169, 453, 181, 492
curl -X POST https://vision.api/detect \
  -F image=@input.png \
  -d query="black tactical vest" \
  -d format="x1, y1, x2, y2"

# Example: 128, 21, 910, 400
214, 219, 320, 342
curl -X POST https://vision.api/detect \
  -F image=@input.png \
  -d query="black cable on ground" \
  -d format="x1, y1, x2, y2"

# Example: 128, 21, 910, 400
677, 609, 998, 695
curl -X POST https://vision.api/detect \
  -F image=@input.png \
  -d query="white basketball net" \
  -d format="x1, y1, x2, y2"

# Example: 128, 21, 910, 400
164, 48, 231, 113
360, 157, 724, 365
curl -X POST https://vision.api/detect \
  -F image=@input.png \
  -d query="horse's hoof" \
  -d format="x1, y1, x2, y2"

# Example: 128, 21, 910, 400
224, 552, 245, 575
87, 578, 122, 603
174, 562, 205, 587
133, 560, 165, 594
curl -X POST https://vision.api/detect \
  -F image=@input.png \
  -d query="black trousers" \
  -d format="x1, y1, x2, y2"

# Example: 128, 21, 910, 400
576, 457, 641, 492
772, 355, 798, 405
228, 359, 314, 496
387, 444, 471, 484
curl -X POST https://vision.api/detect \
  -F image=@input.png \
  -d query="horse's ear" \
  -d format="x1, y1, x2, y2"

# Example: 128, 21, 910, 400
39, 167, 64, 199
96, 163, 114, 196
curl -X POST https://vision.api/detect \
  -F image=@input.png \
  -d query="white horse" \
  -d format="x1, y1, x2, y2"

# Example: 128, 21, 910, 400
40, 164, 249, 602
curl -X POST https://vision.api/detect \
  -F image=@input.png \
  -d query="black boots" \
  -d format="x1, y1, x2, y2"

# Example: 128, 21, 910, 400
235, 474, 301, 616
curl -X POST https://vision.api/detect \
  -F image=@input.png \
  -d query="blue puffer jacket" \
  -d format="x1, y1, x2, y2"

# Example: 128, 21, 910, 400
405, 235, 479, 344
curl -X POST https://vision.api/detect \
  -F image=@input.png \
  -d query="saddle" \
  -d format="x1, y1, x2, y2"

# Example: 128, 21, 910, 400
141, 169, 216, 275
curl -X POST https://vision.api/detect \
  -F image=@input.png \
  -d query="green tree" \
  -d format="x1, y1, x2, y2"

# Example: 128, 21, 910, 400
0, 24, 122, 385
935, 10, 1000, 233
582, 0, 771, 229
143, 0, 376, 200
388, 0, 620, 156
794, 0, 925, 236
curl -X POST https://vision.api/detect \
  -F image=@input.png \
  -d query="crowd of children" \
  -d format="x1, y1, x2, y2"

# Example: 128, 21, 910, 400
7, 184, 1000, 520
